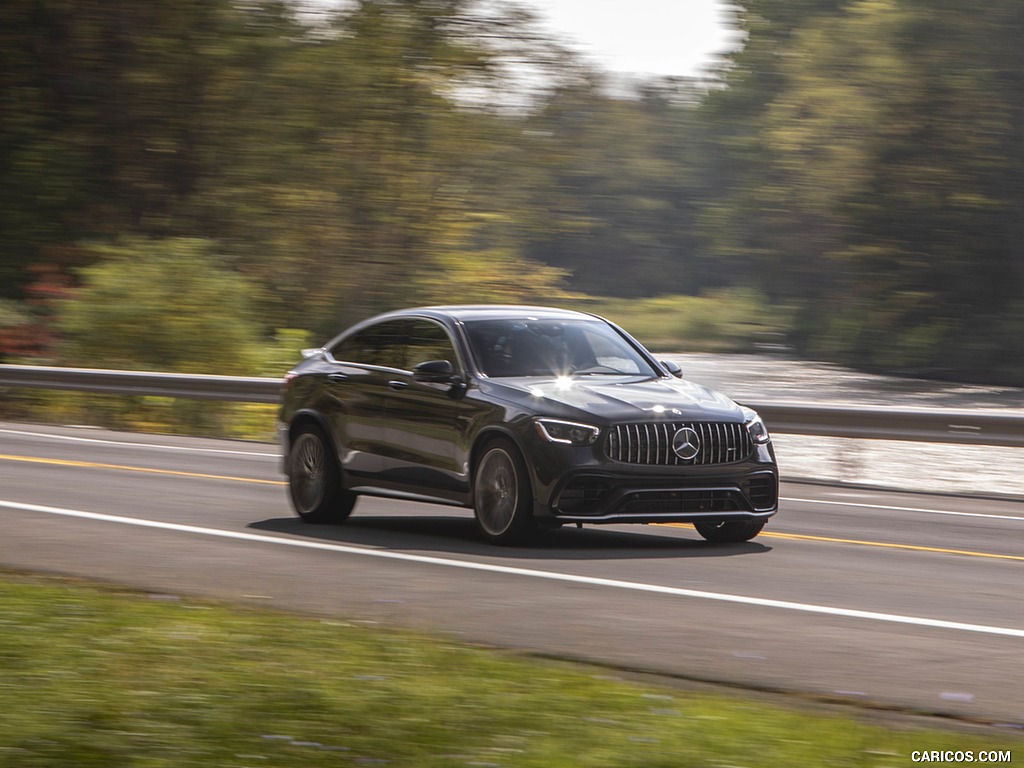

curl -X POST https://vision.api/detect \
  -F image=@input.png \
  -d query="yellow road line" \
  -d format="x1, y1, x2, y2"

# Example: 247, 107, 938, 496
0, 454, 285, 486
760, 531, 1024, 562
666, 523, 1023, 562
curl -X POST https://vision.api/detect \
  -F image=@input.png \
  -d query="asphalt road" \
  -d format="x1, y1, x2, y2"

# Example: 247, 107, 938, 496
2, 421, 1023, 725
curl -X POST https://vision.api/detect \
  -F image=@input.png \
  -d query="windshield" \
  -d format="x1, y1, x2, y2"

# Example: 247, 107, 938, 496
464, 318, 657, 378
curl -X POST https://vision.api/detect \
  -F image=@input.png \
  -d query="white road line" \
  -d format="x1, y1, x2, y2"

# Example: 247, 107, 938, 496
0, 428, 277, 458
782, 496, 1024, 522
3, 498, 1023, 640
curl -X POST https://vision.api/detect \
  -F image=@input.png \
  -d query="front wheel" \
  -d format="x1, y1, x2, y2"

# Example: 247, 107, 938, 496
694, 519, 765, 543
473, 439, 536, 545
288, 424, 356, 524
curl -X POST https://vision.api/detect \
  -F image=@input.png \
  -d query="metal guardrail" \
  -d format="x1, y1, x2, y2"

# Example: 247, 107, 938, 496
2, 363, 1023, 447
0, 364, 282, 404
749, 402, 1024, 448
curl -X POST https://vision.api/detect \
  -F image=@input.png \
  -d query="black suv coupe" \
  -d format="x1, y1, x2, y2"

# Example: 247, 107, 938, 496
279, 305, 778, 544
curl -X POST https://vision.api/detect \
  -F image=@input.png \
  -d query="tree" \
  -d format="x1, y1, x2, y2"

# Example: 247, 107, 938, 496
708, 0, 1024, 382
519, 81, 716, 297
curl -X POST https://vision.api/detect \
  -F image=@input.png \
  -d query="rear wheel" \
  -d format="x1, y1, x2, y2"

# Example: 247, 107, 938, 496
288, 424, 356, 524
473, 439, 536, 545
694, 519, 765, 543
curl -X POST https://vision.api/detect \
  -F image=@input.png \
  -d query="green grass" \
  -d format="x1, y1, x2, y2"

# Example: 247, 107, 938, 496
1, 573, 1019, 767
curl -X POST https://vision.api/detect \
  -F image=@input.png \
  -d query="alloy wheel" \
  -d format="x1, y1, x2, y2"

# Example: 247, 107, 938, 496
291, 431, 326, 515
475, 447, 519, 536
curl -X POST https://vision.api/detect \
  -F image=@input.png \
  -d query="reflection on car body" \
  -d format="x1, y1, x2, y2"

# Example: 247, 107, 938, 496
279, 305, 779, 544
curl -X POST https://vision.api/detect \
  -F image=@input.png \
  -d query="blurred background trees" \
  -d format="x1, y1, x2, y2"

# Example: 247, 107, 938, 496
56, 238, 263, 374
2, 0, 1023, 385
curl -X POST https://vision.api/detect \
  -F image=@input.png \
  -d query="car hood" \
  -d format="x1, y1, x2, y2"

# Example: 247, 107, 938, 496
483, 375, 747, 423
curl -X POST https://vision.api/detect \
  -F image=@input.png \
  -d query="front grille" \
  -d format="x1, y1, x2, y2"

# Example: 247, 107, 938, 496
605, 422, 753, 465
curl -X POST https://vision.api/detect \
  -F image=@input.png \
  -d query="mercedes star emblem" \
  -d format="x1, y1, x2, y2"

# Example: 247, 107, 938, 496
672, 426, 701, 460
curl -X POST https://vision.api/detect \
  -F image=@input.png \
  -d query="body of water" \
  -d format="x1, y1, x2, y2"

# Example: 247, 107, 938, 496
666, 353, 1024, 499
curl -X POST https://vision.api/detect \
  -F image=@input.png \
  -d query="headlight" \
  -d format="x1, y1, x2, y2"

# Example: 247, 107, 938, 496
534, 418, 600, 446
741, 408, 771, 445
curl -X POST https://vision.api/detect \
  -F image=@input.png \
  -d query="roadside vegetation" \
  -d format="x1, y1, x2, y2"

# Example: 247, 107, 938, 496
2, 571, 1019, 767
576, 292, 794, 354
3, 1, 1024, 386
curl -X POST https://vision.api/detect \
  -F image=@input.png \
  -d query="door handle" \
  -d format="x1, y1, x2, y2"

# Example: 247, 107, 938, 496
387, 380, 409, 391
327, 373, 349, 383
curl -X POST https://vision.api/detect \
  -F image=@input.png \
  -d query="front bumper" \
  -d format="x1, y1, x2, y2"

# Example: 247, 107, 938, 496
548, 469, 777, 524
522, 430, 779, 525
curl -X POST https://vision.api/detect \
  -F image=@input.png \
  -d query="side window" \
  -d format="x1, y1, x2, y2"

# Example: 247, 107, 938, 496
405, 319, 458, 370
329, 320, 407, 369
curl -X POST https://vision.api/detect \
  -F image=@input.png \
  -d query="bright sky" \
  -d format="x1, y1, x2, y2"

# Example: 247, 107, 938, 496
300, 0, 742, 79
518, 0, 742, 78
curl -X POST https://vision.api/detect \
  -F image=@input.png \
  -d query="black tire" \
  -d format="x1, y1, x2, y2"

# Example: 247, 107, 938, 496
472, 438, 536, 545
694, 519, 765, 543
287, 424, 356, 524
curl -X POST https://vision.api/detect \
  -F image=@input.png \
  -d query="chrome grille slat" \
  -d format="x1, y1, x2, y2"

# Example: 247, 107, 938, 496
606, 422, 753, 465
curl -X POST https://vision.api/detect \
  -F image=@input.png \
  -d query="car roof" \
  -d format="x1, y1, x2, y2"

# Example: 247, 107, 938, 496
409, 305, 600, 322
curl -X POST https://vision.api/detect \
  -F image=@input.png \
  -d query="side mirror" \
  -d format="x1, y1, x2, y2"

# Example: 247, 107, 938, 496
413, 359, 458, 383
300, 347, 325, 360
660, 360, 683, 378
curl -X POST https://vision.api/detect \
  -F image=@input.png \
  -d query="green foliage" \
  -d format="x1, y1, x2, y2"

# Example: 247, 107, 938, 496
254, 328, 315, 377
3, 0, 1024, 386
57, 238, 263, 375
576, 290, 793, 353
413, 213, 578, 305
520, 85, 715, 297
2, 389, 276, 440
701, 0, 1024, 383
415, 249, 576, 305
0, 300, 30, 329
38, 237, 280, 434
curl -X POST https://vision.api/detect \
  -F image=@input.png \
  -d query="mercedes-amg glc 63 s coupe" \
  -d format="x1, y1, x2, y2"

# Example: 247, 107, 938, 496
280, 306, 778, 544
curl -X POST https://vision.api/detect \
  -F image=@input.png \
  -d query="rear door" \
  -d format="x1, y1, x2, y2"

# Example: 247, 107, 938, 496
324, 319, 408, 484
